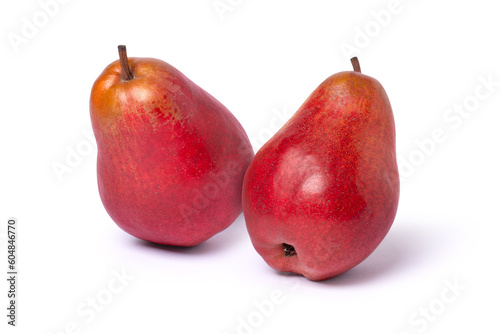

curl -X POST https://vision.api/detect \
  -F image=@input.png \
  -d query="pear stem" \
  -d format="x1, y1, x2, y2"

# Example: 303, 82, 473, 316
118, 45, 134, 81
351, 57, 361, 73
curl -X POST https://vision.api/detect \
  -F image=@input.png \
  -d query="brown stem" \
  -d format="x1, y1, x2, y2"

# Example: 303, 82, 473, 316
350, 57, 361, 73
118, 45, 133, 81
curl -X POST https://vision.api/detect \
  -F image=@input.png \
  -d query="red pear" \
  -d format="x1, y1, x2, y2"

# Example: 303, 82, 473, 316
242, 58, 399, 280
90, 46, 254, 247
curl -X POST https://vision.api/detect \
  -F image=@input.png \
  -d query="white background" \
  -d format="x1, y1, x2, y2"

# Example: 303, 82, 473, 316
1, 0, 499, 333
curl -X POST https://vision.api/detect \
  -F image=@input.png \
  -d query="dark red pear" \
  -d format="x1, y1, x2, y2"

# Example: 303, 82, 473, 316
90, 46, 254, 247
242, 57, 399, 281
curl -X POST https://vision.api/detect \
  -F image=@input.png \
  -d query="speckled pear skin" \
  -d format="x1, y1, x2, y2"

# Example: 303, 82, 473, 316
90, 55, 254, 247
242, 60, 399, 281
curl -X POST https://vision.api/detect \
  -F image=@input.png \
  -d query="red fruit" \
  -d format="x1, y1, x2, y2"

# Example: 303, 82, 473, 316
90, 46, 254, 247
242, 58, 399, 281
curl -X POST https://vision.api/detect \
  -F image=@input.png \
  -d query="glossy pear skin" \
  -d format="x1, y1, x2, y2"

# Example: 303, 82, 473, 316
90, 57, 254, 246
242, 69, 399, 281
